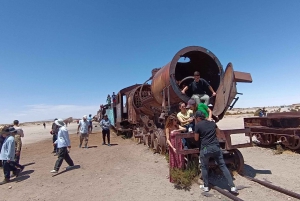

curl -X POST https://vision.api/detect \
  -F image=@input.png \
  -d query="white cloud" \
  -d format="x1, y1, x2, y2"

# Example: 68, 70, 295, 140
0, 104, 99, 124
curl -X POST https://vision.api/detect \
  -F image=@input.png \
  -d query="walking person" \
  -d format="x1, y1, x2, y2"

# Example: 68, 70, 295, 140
77, 115, 89, 149
0, 132, 5, 168
181, 71, 216, 105
165, 114, 186, 182
43, 122, 46, 129
87, 114, 93, 133
8, 127, 24, 175
100, 115, 111, 146
13, 120, 24, 164
194, 111, 238, 194
0, 127, 20, 184
50, 119, 74, 173
51, 118, 59, 155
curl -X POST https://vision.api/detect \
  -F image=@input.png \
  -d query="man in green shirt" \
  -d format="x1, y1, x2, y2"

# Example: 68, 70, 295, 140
197, 99, 213, 121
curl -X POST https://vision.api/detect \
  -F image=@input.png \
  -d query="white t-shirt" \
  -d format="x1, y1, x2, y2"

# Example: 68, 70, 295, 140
14, 126, 24, 137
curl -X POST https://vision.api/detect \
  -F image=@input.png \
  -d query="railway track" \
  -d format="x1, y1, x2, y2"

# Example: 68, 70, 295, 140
209, 175, 300, 201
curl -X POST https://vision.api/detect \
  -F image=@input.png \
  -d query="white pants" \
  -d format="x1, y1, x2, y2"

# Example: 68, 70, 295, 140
191, 94, 210, 105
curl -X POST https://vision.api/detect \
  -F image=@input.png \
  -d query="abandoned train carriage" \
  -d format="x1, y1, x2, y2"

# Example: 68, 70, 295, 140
105, 45, 253, 173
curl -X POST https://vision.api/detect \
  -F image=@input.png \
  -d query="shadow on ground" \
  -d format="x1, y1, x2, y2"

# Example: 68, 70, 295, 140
52, 165, 81, 177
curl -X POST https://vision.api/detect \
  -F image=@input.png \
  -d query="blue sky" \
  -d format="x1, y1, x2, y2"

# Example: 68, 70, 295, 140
1, 0, 300, 123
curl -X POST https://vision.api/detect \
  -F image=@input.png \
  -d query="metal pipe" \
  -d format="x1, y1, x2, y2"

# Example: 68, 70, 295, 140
244, 176, 300, 199
210, 185, 244, 201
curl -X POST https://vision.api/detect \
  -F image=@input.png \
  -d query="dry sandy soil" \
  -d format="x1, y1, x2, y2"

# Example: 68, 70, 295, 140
0, 117, 299, 201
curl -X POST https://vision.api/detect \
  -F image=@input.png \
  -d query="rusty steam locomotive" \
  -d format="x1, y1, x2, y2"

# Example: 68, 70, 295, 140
103, 46, 253, 173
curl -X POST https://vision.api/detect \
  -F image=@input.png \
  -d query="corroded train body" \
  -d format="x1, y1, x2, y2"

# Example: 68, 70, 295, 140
108, 46, 252, 134
105, 46, 253, 173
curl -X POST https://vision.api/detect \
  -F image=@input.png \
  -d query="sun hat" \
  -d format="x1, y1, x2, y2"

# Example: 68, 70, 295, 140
83, 115, 87, 119
54, 119, 66, 127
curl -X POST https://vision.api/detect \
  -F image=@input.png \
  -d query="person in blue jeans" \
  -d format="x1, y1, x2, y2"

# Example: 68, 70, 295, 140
0, 127, 20, 184
100, 115, 111, 146
194, 111, 238, 194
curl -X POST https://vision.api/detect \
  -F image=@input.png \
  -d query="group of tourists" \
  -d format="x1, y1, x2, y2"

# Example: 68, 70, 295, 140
0, 120, 25, 184
166, 71, 238, 194
49, 114, 112, 173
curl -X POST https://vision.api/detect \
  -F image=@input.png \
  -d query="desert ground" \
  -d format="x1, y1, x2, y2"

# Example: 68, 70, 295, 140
0, 116, 299, 201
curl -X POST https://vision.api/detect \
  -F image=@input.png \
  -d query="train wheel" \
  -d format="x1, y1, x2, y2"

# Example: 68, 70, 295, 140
261, 134, 275, 146
232, 149, 244, 175
286, 138, 300, 150
143, 135, 147, 146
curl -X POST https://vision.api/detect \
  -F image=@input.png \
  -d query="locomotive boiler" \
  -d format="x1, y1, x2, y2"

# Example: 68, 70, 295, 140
105, 45, 253, 174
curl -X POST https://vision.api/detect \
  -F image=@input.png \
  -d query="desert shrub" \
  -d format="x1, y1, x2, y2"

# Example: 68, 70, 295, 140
254, 109, 261, 116
165, 152, 169, 163
170, 161, 198, 188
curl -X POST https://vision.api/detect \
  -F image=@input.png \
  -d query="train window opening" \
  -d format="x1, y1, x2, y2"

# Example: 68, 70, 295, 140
123, 95, 127, 113
174, 51, 221, 97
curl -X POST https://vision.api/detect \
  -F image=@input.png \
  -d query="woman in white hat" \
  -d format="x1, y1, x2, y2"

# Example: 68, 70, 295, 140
50, 119, 74, 173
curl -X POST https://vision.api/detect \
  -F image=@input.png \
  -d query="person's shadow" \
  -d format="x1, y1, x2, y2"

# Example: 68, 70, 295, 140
207, 164, 272, 192
52, 165, 81, 177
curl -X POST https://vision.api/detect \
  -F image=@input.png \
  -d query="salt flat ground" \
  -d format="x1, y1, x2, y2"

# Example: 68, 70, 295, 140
0, 117, 299, 201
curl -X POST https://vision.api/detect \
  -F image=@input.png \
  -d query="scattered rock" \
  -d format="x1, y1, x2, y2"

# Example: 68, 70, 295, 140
155, 161, 158, 163
218, 195, 221, 199
8, 186, 12, 189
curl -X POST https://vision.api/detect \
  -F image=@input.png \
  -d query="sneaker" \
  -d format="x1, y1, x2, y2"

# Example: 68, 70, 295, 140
102, 142, 106, 145
14, 169, 21, 178
199, 185, 209, 192
20, 166, 25, 172
184, 146, 188, 150
230, 187, 239, 194
66, 166, 74, 170
51, 151, 56, 154
108, 144, 111, 147
79, 144, 82, 148
0, 178, 10, 185
54, 153, 58, 156
50, 170, 58, 173
85, 146, 88, 149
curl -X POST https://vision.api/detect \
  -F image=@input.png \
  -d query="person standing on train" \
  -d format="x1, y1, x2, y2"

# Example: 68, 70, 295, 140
112, 92, 117, 107
181, 71, 216, 105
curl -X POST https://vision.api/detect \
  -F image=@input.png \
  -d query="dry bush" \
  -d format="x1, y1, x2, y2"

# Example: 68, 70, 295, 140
170, 162, 198, 188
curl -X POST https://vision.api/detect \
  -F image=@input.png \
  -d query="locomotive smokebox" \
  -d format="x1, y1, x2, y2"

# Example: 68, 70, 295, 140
151, 46, 223, 105
150, 46, 252, 119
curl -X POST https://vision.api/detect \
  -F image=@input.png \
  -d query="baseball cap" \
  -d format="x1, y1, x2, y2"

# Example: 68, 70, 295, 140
195, 111, 206, 119
186, 99, 196, 109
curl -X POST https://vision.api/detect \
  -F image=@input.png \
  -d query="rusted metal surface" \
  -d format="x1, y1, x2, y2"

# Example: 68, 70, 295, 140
267, 111, 300, 117
233, 71, 253, 83
244, 114, 300, 149
151, 46, 224, 106
243, 176, 300, 200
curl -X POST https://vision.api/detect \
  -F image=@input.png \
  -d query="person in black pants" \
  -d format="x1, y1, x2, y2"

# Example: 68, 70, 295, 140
0, 133, 4, 168
50, 119, 74, 173
194, 111, 238, 194
100, 115, 111, 146
51, 118, 59, 155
